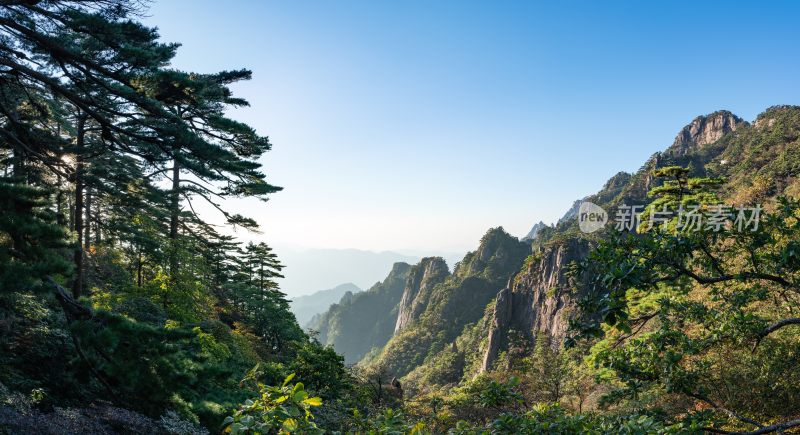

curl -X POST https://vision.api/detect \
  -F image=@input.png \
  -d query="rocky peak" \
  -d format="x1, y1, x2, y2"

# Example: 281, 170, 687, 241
557, 199, 583, 226
603, 171, 632, 191
393, 257, 450, 333
522, 221, 547, 241
669, 110, 746, 156
455, 227, 529, 278
387, 262, 412, 279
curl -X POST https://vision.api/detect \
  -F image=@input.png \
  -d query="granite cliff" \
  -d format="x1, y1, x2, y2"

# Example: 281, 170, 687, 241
365, 227, 529, 379
394, 257, 450, 333
481, 238, 589, 371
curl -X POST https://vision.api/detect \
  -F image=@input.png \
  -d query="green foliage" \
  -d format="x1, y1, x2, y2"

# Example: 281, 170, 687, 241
470, 403, 704, 435
352, 408, 427, 434
69, 310, 202, 414
570, 168, 800, 431
476, 376, 523, 409
286, 340, 352, 401
223, 373, 323, 435
0, 179, 71, 293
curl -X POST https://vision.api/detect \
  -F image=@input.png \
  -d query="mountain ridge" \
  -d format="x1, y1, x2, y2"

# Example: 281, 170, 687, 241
310, 105, 800, 397
372, 105, 800, 392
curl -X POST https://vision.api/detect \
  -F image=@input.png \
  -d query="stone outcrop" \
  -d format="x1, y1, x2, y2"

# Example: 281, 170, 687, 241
669, 110, 746, 156
481, 238, 589, 372
481, 111, 753, 372
393, 257, 450, 333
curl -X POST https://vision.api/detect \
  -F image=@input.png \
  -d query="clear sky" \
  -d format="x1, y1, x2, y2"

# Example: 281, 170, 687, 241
145, 0, 800, 253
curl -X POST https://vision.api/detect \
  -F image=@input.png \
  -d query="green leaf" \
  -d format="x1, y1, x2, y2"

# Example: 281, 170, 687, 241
302, 396, 322, 407
282, 417, 298, 431
293, 391, 307, 402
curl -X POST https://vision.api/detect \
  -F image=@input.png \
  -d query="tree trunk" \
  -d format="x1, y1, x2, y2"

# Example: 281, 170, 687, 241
10, 140, 26, 251
169, 155, 180, 278
71, 113, 87, 298
94, 196, 102, 245
137, 249, 143, 288
11, 132, 24, 181
68, 187, 75, 232
84, 186, 92, 249
56, 175, 66, 226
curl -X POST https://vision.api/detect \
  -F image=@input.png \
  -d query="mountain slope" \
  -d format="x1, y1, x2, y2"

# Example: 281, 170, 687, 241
392, 106, 800, 393
309, 263, 412, 364
308, 106, 800, 397
363, 227, 530, 379
479, 106, 800, 374
290, 283, 361, 327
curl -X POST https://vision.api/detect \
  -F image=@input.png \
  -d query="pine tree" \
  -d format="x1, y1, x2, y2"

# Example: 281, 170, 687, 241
137, 69, 281, 280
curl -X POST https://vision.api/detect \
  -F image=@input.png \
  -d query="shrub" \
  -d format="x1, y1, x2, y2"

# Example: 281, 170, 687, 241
223, 374, 323, 434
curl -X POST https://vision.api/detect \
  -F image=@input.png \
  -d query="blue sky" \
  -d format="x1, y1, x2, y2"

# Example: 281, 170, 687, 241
146, 0, 800, 252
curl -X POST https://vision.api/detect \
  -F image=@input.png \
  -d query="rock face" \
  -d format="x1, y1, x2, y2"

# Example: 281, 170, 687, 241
754, 105, 794, 129
481, 238, 589, 372
669, 111, 746, 156
394, 257, 450, 333
368, 228, 531, 379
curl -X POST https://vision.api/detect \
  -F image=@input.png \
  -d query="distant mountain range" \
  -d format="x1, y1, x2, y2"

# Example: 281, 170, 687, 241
289, 283, 361, 327
275, 247, 464, 298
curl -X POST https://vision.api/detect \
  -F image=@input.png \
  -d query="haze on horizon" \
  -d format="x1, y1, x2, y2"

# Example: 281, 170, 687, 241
146, 0, 800, 254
